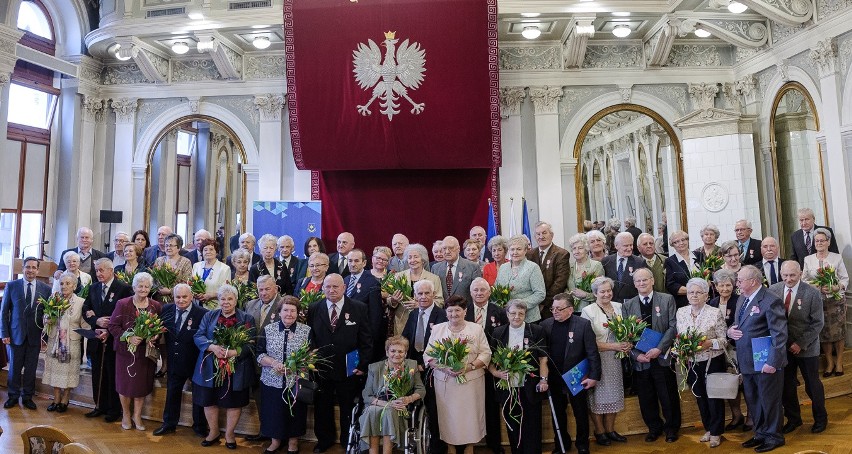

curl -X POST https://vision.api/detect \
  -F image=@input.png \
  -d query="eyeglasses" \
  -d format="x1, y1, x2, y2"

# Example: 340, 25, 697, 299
672, 238, 688, 244
372, 255, 389, 262
686, 291, 707, 296
552, 306, 571, 312
725, 253, 740, 259
308, 263, 328, 268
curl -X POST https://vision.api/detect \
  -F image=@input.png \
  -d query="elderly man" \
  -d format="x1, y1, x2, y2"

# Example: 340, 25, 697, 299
143, 225, 173, 267
767, 261, 827, 434
735, 220, 763, 266
728, 265, 788, 452
389, 233, 410, 273
2, 257, 51, 409
624, 216, 643, 256
329, 232, 355, 277
526, 221, 571, 319
182, 229, 214, 265
789, 207, 838, 267
307, 274, 372, 452
402, 280, 448, 454
430, 240, 444, 269
345, 249, 384, 361
155, 283, 208, 436
602, 232, 648, 303
107, 231, 130, 267
470, 225, 492, 263
431, 236, 481, 305
277, 235, 301, 288
226, 233, 262, 270
623, 268, 680, 442
540, 293, 600, 454
760, 237, 786, 286
637, 233, 667, 294
57, 227, 107, 276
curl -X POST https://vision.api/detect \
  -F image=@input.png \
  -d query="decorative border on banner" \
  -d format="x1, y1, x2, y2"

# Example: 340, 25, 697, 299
490, 166, 500, 232
487, 0, 501, 231
311, 170, 320, 200
283, 0, 306, 170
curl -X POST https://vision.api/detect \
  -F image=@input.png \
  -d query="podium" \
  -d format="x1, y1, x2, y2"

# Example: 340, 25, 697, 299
11, 257, 57, 285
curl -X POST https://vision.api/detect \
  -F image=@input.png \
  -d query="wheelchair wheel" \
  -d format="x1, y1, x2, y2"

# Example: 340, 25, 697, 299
345, 400, 363, 454
412, 403, 430, 454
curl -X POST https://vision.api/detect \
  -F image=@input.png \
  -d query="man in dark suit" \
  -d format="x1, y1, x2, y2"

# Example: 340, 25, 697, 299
225, 233, 262, 271
56, 226, 107, 277
469, 226, 493, 263
431, 236, 482, 305
728, 265, 788, 452
601, 232, 648, 303
760, 237, 786, 286
181, 229, 214, 265
345, 249, 384, 362
82, 258, 133, 420
143, 225, 172, 267
1, 257, 51, 409
768, 261, 827, 434
277, 235, 302, 289
154, 284, 208, 436
624, 216, 643, 256
401, 279, 448, 454
540, 293, 601, 454
527, 221, 571, 319
307, 274, 372, 452
107, 231, 130, 267
467, 278, 509, 454
789, 207, 838, 267
623, 269, 681, 442
389, 233, 410, 273
735, 219, 763, 266
328, 232, 355, 277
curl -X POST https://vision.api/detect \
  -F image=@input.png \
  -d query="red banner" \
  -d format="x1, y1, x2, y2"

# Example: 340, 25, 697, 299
285, 0, 500, 171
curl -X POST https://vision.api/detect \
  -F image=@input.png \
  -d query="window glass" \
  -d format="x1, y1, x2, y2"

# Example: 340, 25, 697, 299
7, 83, 56, 129
0, 212, 15, 281
176, 213, 188, 244
17, 1, 53, 40
176, 130, 195, 156
19, 213, 42, 259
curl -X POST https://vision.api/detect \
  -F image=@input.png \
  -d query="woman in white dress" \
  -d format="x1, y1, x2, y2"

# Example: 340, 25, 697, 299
42, 271, 85, 413
191, 239, 231, 307
566, 233, 604, 311
51, 251, 92, 295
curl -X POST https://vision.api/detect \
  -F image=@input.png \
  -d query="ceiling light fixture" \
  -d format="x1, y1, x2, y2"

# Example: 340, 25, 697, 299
612, 24, 631, 38
694, 28, 711, 38
171, 41, 189, 54
111, 43, 131, 61
612, 12, 631, 17
520, 12, 540, 18
253, 36, 271, 49
187, 12, 204, 20
521, 26, 541, 39
728, 1, 748, 14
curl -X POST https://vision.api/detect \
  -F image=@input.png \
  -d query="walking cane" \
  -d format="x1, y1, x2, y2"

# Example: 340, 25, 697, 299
546, 389, 566, 454
94, 334, 106, 411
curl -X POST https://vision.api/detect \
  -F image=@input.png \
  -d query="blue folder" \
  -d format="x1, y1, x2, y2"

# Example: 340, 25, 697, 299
561, 359, 590, 396
346, 350, 360, 377
635, 327, 662, 353
751, 336, 771, 372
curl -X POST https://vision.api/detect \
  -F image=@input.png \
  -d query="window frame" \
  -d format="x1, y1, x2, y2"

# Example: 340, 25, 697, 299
17, 0, 56, 55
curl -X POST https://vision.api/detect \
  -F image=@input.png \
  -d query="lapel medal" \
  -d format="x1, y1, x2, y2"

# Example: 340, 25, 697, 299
458, 271, 464, 282
187, 318, 192, 328
356, 283, 362, 293
655, 306, 661, 316
546, 259, 552, 269
524, 337, 529, 346
797, 298, 802, 310
345, 312, 350, 320
568, 332, 574, 343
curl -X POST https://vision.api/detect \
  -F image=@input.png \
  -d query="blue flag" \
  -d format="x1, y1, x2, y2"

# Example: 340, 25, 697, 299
522, 198, 531, 241
486, 198, 497, 243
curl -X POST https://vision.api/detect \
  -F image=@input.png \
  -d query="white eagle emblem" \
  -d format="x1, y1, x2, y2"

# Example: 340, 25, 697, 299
352, 31, 426, 121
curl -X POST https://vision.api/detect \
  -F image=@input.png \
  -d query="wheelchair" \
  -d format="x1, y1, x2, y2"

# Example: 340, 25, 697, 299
345, 397, 430, 454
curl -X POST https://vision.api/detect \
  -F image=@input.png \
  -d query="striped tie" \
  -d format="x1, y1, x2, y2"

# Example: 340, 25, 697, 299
475, 306, 484, 325
330, 304, 339, 332
346, 276, 357, 297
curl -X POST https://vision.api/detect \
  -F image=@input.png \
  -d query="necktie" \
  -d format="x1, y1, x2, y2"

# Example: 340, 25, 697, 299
415, 309, 426, 352
475, 306, 484, 325
540, 249, 546, 264
617, 258, 625, 281
346, 276, 358, 297
446, 263, 454, 295
26, 282, 33, 307
330, 304, 339, 331
805, 231, 812, 254
339, 257, 345, 271
784, 288, 792, 313
737, 297, 751, 322
643, 296, 650, 306
102, 284, 108, 300
769, 260, 777, 285
261, 303, 271, 324
176, 309, 186, 332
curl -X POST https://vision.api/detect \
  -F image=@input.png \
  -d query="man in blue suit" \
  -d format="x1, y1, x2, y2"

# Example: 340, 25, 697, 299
1, 257, 52, 409
344, 249, 384, 362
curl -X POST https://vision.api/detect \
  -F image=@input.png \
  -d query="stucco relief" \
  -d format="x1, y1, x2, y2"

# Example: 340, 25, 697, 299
770, 21, 806, 44
135, 98, 186, 137
172, 58, 223, 82
102, 63, 148, 85
634, 84, 690, 116
556, 86, 615, 141
582, 44, 642, 68
667, 45, 723, 67
245, 54, 286, 79
817, 0, 852, 21
701, 182, 729, 212
498, 46, 561, 70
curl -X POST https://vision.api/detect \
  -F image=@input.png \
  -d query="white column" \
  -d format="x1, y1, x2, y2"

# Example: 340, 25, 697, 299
91, 104, 109, 247
529, 86, 565, 245
158, 131, 177, 228
499, 87, 526, 235
76, 95, 104, 232
561, 160, 578, 240
110, 98, 138, 235
244, 165, 260, 233
254, 94, 285, 200
131, 165, 146, 231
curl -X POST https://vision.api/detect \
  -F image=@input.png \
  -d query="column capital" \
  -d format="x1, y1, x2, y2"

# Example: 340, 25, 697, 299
808, 38, 838, 78
499, 87, 526, 117
82, 95, 106, 123
111, 98, 139, 124
734, 74, 758, 106
529, 86, 563, 115
254, 93, 286, 121
687, 82, 719, 112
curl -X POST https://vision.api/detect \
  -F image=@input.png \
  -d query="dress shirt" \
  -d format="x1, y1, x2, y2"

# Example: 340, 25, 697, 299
419, 304, 435, 322
112, 255, 126, 267
763, 259, 781, 284
673, 251, 695, 272
327, 299, 343, 320
472, 304, 487, 328
538, 244, 553, 263
24, 279, 36, 306
784, 282, 800, 314
639, 291, 654, 322
260, 299, 275, 323
508, 324, 525, 349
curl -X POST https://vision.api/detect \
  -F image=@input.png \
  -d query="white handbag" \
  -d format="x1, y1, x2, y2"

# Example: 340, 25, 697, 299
705, 349, 740, 400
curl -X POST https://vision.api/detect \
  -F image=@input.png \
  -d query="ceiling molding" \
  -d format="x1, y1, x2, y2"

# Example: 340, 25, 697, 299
678, 18, 768, 48
646, 18, 679, 67
737, 0, 813, 26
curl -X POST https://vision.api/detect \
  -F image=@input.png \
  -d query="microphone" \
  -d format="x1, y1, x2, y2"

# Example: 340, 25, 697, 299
21, 240, 50, 259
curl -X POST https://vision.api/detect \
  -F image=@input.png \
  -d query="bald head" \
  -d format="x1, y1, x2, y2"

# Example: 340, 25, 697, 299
442, 236, 460, 262
337, 232, 355, 255
761, 236, 779, 261
780, 260, 802, 287
323, 274, 345, 303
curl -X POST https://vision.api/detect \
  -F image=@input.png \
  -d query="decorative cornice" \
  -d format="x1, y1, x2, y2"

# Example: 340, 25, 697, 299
721, 82, 742, 112
645, 18, 679, 67
688, 82, 719, 112
111, 97, 139, 124
563, 29, 590, 69
115, 37, 168, 83
808, 38, 838, 78
254, 93, 286, 121
619, 85, 633, 103
196, 31, 243, 80
674, 108, 756, 139
529, 86, 563, 115
499, 87, 526, 117
678, 18, 768, 48
777, 58, 791, 81
81, 95, 105, 123
737, 0, 813, 27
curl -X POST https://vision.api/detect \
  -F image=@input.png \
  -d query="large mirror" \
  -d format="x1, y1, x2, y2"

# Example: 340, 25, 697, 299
145, 116, 247, 244
770, 82, 827, 254
574, 105, 686, 235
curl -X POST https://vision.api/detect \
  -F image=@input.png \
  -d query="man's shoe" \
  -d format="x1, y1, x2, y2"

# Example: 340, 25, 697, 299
782, 421, 802, 434
742, 438, 764, 448
194, 427, 210, 438
644, 432, 660, 442
3, 398, 18, 409
153, 426, 176, 436
245, 434, 270, 442
22, 399, 37, 410
755, 441, 785, 453
104, 414, 122, 423
665, 433, 678, 443
811, 421, 827, 433
313, 442, 333, 453
85, 409, 104, 418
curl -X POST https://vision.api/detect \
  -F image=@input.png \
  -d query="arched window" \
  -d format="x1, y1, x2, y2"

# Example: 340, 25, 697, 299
17, 0, 55, 55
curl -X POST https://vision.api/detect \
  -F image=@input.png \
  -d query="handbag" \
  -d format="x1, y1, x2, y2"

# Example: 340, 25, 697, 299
294, 378, 317, 405
705, 349, 740, 400
145, 342, 160, 363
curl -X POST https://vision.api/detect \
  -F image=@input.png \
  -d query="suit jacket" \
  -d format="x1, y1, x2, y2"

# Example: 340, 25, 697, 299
740, 237, 763, 266
307, 296, 373, 380
790, 226, 838, 267
193, 309, 257, 390
663, 254, 691, 307
249, 258, 295, 296
491, 323, 548, 402
464, 302, 508, 341
642, 253, 669, 294
626, 226, 643, 255
328, 252, 351, 278
294, 276, 323, 297
767, 281, 824, 357
0, 279, 51, 345
401, 305, 447, 366
57, 247, 107, 272
430, 258, 482, 305
526, 244, 571, 312
623, 292, 677, 369
601, 254, 648, 303
161, 303, 208, 377
279, 255, 302, 289
244, 294, 284, 343
345, 272, 383, 340
732, 287, 788, 374
142, 245, 167, 268
181, 248, 203, 265
82, 279, 134, 335
539, 315, 602, 384
759, 258, 788, 286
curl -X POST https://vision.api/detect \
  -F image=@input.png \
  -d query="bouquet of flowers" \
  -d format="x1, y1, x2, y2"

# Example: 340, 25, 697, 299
379, 271, 396, 298
38, 293, 71, 336
209, 316, 254, 388
490, 345, 538, 426
381, 365, 417, 418
573, 271, 596, 308
489, 284, 513, 307
381, 273, 412, 299
811, 266, 843, 300
77, 283, 90, 299
116, 269, 137, 286
425, 337, 471, 384
691, 255, 723, 282
603, 314, 648, 359
702, 254, 724, 272
230, 280, 258, 311
120, 310, 167, 355
279, 340, 329, 413
298, 289, 325, 323
671, 328, 706, 390
188, 275, 207, 297
149, 262, 180, 294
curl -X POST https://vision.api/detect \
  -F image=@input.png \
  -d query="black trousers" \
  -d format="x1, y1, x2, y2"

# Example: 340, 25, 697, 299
632, 361, 681, 435
162, 372, 206, 430
423, 371, 447, 454
483, 373, 503, 452
743, 368, 785, 445
782, 353, 827, 425
687, 355, 726, 436
6, 342, 39, 399
549, 379, 590, 451
499, 389, 542, 454
89, 340, 121, 416
314, 375, 365, 446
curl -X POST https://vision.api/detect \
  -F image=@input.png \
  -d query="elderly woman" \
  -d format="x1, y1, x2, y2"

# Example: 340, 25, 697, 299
295, 252, 329, 295
463, 239, 483, 269
296, 236, 326, 278
371, 246, 392, 281
495, 235, 546, 323
230, 249, 252, 284
694, 224, 721, 265
802, 227, 849, 377
193, 284, 257, 449
191, 239, 231, 305
133, 230, 151, 250
51, 251, 92, 295
708, 269, 751, 431
360, 335, 426, 454
605, 218, 621, 253
664, 230, 693, 308
581, 277, 631, 446
676, 278, 729, 448
115, 243, 146, 275
42, 271, 85, 413
256, 296, 311, 454
154, 233, 193, 298
389, 244, 444, 335
424, 296, 492, 453
108, 272, 162, 430
567, 233, 605, 311
719, 241, 742, 274
250, 234, 294, 296
587, 229, 608, 262
482, 236, 508, 285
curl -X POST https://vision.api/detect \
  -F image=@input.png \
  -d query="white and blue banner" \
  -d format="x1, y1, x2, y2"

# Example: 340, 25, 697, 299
252, 201, 322, 259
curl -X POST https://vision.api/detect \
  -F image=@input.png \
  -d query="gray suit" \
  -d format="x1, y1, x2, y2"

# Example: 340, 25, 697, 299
245, 295, 284, 345
767, 281, 827, 426
430, 258, 481, 305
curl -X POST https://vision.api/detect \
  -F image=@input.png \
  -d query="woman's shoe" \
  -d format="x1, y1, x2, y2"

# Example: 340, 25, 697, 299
823, 368, 834, 378
834, 370, 844, 377
201, 435, 221, 447
121, 421, 132, 430
725, 416, 744, 431
709, 436, 721, 448
263, 447, 281, 454
56, 403, 68, 413
594, 433, 611, 446
606, 431, 627, 442
47, 403, 58, 412
225, 441, 237, 450
134, 420, 146, 431
699, 431, 711, 442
